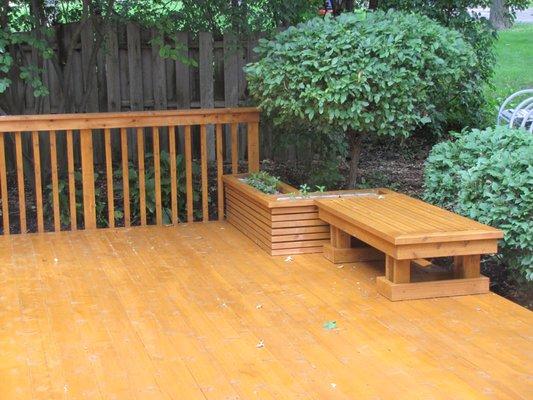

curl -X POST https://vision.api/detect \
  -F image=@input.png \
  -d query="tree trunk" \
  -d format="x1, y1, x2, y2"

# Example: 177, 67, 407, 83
490, 0, 512, 30
346, 131, 364, 189
368, 0, 379, 10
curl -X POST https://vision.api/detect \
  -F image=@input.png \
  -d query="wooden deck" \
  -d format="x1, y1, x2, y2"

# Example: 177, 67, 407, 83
1, 222, 532, 399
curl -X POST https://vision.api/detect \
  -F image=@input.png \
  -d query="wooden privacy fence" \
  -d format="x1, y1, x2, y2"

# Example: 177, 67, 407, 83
0, 108, 260, 235
1, 23, 274, 172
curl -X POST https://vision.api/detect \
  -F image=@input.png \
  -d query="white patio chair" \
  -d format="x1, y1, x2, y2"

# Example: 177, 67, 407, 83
497, 89, 533, 132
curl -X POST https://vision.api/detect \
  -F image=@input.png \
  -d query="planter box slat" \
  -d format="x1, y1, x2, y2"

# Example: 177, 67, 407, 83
272, 226, 330, 235
271, 206, 318, 215
271, 232, 331, 243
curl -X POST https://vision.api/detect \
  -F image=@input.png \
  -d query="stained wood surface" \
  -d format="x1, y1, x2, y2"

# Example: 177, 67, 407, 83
14, 132, 26, 233
0, 223, 531, 399
316, 193, 503, 245
0, 132, 8, 234
0, 108, 260, 131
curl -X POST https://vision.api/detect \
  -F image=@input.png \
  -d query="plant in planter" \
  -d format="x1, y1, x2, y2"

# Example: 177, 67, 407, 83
245, 171, 281, 194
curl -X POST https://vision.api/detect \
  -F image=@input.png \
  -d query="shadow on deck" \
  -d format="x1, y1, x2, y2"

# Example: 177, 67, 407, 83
1, 222, 531, 399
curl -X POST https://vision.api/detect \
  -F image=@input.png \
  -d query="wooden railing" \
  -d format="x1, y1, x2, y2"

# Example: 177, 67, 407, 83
0, 108, 260, 235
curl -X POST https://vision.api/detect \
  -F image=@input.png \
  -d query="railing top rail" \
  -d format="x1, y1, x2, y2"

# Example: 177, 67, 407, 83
0, 107, 260, 132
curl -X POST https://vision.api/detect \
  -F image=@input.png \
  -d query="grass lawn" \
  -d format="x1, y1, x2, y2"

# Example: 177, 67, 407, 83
485, 23, 533, 116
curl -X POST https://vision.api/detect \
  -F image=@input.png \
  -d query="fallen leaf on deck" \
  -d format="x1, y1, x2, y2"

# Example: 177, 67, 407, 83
323, 321, 337, 330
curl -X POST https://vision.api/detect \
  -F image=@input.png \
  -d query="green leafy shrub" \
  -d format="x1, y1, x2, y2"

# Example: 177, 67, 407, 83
245, 10, 478, 187
424, 126, 533, 280
245, 171, 281, 194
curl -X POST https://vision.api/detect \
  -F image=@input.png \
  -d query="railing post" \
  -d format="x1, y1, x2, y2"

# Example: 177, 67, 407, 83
247, 120, 260, 172
80, 129, 97, 229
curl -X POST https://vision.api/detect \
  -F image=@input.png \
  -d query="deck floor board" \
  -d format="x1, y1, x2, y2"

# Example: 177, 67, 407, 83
0, 222, 531, 399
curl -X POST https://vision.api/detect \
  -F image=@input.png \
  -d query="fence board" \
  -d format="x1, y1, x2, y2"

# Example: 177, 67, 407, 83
105, 23, 121, 112
199, 32, 215, 160
127, 23, 143, 160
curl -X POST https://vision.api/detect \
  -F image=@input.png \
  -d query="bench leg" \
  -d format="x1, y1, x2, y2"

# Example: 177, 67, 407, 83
453, 255, 481, 279
378, 253, 488, 301
323, 226, 384, 264
331, 226, 351, 248
385, 255, 410, 283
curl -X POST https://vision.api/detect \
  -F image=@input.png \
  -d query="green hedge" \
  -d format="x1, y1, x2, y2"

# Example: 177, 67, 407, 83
424, 126, 533, 280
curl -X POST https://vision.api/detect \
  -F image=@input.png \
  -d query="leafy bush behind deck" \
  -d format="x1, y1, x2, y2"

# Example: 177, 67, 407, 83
424, 126, 533, 280
246, 10, 478, 138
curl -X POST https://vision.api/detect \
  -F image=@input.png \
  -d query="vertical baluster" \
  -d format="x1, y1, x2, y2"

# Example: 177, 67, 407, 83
153, 127, 162, 225
50, 131, 61, 232
15, 132, 26, 233
216, 124, 224, 221
231, 122, 238, 174
169, 126, 178, 224
200, 125, 209, 222
32, 131, 44, 232
137, 127, 146, 226
66, 130, 77, 230
184, 125, 193, 222
105, 128, 115, 228
247, 121, 260, 172
0, 132, 9, 234
80, 129, 96, 229
121, 128, 130, 227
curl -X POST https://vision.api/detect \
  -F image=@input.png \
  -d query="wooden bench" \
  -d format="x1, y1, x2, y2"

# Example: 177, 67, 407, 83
315, 191, 504, 301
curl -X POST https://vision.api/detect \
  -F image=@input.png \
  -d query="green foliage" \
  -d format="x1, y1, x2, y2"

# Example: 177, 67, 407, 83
376, 1, 529, 128
45, 151, 202, 228
246, 10, 478, 140
245, 171, 281, 194
0, 30, 52, 95
423, 126, 533, 281
486, 23, 533, 119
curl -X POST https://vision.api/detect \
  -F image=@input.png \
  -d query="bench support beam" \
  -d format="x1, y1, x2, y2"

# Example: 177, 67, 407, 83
324, 226, 384, 264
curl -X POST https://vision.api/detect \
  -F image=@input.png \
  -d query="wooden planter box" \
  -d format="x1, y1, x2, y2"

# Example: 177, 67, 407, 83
222, 174, 382, 256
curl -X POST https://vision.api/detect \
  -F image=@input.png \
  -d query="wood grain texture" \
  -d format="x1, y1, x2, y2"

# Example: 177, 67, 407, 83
121, 128, 131, 227
169, 126, 178, 224
200, 125, 209, 221
153, 127, 162, 225
66, 130, 77, 230
216, 124, 224, 220
184, 125, 193, 222
49, 131, 61, 232
0, 132, 8, 234
80, 129, 96, 229
316, 194, 503, 245
0, 108, 259, 132
137, 127, 146, 226
14, 132, 26, 233
32, 131, 44, 233
105, 128, 115, 228
231, 123, 238, 174
247, 121, 260, 172
0, 223, 530, 399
